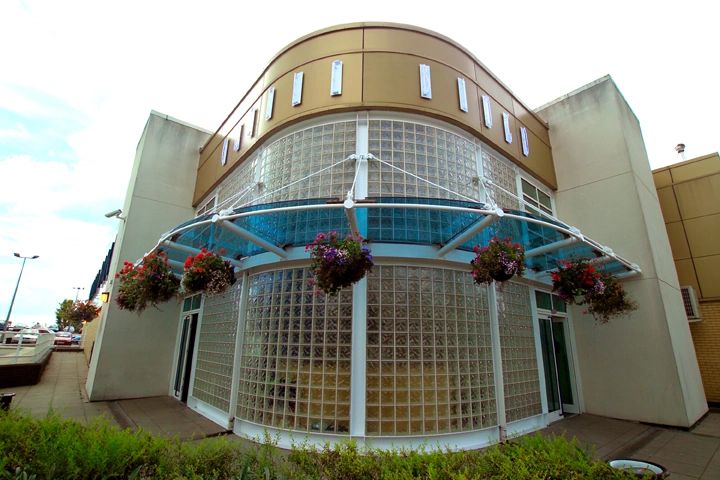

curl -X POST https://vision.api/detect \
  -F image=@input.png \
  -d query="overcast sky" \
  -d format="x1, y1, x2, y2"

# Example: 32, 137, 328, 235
1, 0, 718, 328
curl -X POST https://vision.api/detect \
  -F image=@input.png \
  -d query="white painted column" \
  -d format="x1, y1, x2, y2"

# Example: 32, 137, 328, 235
488, 283, 507, 440
229, 273, 250, 421
349, 112, 370, 439
349, 277, 368, 438
355, 112, 369, 200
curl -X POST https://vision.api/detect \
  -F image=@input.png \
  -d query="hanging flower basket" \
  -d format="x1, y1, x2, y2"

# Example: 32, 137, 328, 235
306, 231, 374, 295
551, 259, 636, 323
115, 252, 179, 313
470, 237, 526, 285
550, 259, 603, 303
182, 248, 236, 296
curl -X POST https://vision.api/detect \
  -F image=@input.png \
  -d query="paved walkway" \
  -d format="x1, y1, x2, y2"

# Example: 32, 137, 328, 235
6, 351, 226, 440
542, 413, 720, 479
6, 351, 720, 478
6, 350, 114, 423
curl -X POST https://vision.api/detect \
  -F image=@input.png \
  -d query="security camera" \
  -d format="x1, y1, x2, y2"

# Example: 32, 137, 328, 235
105, 209, 123, 218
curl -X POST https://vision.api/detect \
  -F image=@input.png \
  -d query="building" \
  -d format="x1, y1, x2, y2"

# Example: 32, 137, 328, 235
86, 23, 707, 450
653, 152, 720, 405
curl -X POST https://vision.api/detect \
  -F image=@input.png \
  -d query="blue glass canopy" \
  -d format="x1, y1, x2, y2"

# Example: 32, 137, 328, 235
153, 197, 639, 283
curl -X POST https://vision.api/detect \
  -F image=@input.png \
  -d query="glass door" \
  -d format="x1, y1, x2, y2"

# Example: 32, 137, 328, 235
539, 316, 577, 415
173, 313, 198, 403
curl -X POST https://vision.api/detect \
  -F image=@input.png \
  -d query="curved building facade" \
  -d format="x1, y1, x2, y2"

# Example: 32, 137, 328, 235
86, 23, 707, 450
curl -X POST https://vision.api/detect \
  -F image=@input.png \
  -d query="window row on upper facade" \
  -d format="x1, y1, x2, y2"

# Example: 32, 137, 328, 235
197, 113, 555, 221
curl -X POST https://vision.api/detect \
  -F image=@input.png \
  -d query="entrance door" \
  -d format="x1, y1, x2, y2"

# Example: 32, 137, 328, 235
173, 313, 198, 403
539, 317, 578, 415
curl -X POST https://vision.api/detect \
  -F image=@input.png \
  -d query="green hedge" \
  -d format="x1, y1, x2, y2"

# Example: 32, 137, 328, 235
0, 410, 637, 479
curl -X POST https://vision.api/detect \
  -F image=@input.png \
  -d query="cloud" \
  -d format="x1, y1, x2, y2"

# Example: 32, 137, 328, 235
0, 123, 30, 140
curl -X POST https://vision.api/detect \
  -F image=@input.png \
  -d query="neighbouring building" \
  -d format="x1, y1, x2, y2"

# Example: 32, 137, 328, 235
86, 23, 707, 450
653, 152, 720, 405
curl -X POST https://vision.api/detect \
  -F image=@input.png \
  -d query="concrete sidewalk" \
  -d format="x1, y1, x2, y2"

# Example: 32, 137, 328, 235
6, 351, 226, 440
542, 413, 720, 479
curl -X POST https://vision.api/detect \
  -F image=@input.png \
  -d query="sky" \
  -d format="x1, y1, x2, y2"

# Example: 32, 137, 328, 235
0, 0, 718, 328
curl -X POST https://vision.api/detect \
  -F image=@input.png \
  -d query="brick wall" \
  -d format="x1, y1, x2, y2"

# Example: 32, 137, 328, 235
690, 301, 720, 404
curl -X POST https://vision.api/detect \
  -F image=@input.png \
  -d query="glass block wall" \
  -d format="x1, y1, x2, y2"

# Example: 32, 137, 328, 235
215, 154, 261, 209
497, 282, 543, 422
258, 121, 357, 203
366, 266, 496, 436
236, 268, 353, 434
368, 120, 482, 201
191, 282, 242, 412
481, 149, 521, 210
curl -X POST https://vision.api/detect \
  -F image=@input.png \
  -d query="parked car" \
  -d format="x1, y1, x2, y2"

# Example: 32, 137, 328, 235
11, 328, 48, 344
54, 331, 73, 346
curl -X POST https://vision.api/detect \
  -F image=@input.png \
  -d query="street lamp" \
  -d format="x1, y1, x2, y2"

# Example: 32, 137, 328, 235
3, 253, 39, 334
73, 287, 85, 302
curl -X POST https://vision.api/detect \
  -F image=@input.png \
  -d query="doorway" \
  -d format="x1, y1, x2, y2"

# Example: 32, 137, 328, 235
173, 313, 198, 403
539, 316, 578, 415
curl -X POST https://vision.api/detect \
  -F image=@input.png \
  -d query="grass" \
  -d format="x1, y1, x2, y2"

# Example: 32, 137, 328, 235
0, 410, 639, 479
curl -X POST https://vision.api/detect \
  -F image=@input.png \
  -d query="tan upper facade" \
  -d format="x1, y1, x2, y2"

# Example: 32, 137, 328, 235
653, 152, 720, 300
194, 23, 555, 205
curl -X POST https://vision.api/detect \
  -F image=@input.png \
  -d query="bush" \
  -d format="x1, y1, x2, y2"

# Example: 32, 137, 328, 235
0, 411, 637, 479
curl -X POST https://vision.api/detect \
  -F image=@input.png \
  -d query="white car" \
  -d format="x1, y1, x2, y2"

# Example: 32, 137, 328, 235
11, 328, 50, 344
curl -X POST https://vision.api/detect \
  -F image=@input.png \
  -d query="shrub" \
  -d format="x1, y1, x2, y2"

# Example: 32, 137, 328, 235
0, 411, 638, 479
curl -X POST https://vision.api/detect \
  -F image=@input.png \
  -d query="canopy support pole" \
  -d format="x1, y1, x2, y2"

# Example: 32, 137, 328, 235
218, 220, 288, 258
525, 237, 579, 258
161, 240, 242, 267
436, 208, 503, 257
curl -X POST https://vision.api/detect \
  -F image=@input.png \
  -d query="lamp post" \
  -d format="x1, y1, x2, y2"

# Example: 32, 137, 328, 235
3, 253, 39, 344
73, 287, 85, 302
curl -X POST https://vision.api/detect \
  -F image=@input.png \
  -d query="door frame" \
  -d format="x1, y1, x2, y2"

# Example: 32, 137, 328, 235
532, 290, 581, 419
170, 295, 204, 401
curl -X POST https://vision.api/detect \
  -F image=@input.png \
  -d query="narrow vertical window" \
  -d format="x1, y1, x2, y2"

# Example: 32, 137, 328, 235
482, 95, 493, 128
419, 64, 432, 99
457, 77, 468, 113
249, 108, 258, 138
520, 127, 530, 156
330, 60, 343, 96
233, 125, 243, 152
220, 138, 229, 166
292, 72, 304, 106
502, 112, 512, 144
265, 86, 275, 120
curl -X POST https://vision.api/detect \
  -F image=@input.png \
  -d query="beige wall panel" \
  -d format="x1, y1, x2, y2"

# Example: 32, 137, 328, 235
670, 157, 720, 183
480, 95, 521, 161
521, 126, 556, 189
684, 213, 720, 258
512, 99, 550, 145
674, 174, 720, 219
474, 63, 514, 112
196, 24, 556, 203
363, 28, 476, 80
653, 169, 673, 188
363, 53, 483, 133
263, 30, 363, 87
200, 81, 266, 169
258, 54, 364, 139
695, 255, 720, 298
665, 221, 691, 260
194, 100, 262, 206
675, 259, 700, 294
656, 186, 681, 222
